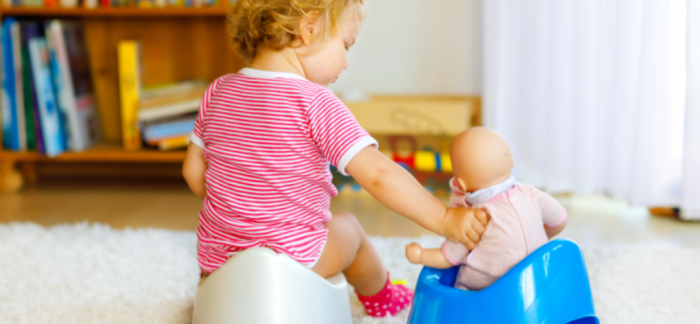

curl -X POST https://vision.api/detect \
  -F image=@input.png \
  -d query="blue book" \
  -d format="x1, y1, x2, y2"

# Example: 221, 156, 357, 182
28, 38, 66, 157
1, 19, 20, 151
143, 117, 196, 142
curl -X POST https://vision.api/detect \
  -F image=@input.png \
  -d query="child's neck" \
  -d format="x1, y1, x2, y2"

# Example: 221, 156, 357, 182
249, 46, 306, 79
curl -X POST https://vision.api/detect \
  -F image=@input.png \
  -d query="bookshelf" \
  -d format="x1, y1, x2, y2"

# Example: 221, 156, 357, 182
0, 4, 244, 193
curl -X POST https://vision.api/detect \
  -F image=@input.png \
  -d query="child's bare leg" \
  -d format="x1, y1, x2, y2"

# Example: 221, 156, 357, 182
312, 212, 387, 296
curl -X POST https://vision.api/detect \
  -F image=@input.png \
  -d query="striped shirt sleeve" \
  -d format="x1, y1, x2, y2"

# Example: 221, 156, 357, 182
190, 77, 225, 148
307, 89, 377, 175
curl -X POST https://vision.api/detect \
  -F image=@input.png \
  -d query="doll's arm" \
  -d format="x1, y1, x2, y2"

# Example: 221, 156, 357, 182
347, 146, 489, 250
405, 243, 455, 269
527, 186, 568, 239
544, 219, 567, 238
183, 143, 208, 199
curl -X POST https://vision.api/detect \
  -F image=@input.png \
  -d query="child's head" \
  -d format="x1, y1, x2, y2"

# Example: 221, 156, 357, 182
228, 0, 367, 86
450, 127, 515, 193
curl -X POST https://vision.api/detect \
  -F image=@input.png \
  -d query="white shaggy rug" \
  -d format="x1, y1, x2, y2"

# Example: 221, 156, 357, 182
1, 222, 700, 324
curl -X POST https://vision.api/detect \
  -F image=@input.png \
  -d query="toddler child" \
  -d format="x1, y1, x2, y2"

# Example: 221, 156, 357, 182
182, 0, 489, 317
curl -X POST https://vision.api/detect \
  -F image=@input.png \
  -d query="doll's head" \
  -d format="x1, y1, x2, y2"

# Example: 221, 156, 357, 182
450, 127, 515, 193
228, 0, 367, 86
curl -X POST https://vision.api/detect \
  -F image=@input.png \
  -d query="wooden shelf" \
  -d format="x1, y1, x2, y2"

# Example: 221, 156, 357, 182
0, 143, 186, 162
0, 7, 227, 17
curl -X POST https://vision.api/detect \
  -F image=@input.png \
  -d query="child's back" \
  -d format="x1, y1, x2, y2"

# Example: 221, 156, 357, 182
193, 68, 375, 274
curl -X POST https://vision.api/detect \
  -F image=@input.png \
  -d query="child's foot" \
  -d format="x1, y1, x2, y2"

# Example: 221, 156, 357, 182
356, 274, 414, 317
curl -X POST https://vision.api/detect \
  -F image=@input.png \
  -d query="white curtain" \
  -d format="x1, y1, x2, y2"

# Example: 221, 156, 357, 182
483, 0, 694, 211
682, 0, 700, 219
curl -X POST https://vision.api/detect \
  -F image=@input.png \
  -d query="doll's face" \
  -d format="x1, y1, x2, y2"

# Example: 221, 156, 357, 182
451, 127, 515, 193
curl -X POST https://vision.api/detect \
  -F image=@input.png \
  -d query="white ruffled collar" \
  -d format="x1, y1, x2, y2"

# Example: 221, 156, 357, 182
450, 176, 516, 205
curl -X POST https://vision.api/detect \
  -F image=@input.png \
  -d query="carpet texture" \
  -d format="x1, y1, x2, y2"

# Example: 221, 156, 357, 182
1, 222, 700, 323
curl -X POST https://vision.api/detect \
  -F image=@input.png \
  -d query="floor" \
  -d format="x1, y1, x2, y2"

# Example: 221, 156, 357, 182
1, 179, 699, 247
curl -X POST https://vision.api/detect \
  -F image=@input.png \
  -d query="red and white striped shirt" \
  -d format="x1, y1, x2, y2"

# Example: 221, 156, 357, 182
190, 68, 376, 274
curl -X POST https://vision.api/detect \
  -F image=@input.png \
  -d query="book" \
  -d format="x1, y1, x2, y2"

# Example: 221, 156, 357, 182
29, 38, 66, 157
142, 115, 195, 142
140, 79, 206, 101
138, 90, 205, 122
22, 0, 44, 7
19, 23, 37, 151
11, 22, 27, 151
21, 22, 46, 154
46, 20, 99, 152
83, 0, 98, 9
156, 135, 189, 151
1, 19, 20, 151
117, 40, 142, 150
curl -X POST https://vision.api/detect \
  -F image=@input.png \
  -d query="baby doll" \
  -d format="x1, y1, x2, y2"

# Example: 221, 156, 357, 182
405, 127, 567, 290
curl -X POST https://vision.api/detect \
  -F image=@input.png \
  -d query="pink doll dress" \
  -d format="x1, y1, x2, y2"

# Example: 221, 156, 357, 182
441, 177, 567, 290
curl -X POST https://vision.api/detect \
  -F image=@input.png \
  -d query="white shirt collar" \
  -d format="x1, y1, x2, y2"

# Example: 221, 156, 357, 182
238, 68, 308, 81
465, 176, 516, 205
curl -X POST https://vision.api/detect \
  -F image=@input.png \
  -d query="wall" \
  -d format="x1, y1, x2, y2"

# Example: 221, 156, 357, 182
328, 0, 482, 97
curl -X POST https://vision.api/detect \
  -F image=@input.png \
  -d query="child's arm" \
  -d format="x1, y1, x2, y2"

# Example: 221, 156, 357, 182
405, 243, 455, 269
347, 147, 489, 250
182, 143, 208, 199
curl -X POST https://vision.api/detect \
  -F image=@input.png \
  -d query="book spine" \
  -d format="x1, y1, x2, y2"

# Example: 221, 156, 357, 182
48, 21, 89, 152
29, 38, 66, 157
144, 118, 195, 141
83, 0, 98, 8
21, 22, 46, 154
20, 28, 38, 151
44, 26, 71, 152
117, 41, 142, 150
1, 20, 20, 151
32, 82, 46, 154
11, 22, 27, 151
157, 135, 189, 151
63, 21, 99, 147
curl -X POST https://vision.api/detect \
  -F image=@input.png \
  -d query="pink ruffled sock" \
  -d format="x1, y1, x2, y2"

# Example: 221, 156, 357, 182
356, 273, 413, 317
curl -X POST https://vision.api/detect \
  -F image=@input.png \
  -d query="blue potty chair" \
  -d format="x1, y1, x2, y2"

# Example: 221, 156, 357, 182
408, 239, 599, 324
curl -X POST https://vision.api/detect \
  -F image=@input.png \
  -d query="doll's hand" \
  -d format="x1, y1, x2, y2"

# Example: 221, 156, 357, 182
440, 207, 489, 250
405, 242, 423, 264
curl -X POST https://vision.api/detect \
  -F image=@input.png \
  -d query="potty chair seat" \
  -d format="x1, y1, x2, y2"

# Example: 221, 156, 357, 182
408, 239, 599, 324
192, 247, 352, 324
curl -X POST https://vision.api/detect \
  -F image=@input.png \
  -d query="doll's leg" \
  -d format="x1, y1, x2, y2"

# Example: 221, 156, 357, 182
312, 212, 387, 296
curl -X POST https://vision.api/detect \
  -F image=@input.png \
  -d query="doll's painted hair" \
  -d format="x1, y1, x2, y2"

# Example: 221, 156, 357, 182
227, 0, 367, 63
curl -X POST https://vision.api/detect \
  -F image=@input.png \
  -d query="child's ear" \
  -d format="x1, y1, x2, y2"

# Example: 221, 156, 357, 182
299, 11, 322, 45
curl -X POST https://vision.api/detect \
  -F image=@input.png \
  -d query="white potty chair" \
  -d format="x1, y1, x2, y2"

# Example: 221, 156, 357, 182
192, 247, 353, 324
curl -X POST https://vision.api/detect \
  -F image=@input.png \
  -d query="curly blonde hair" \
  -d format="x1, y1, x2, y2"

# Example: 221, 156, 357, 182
227, 0, 367, 63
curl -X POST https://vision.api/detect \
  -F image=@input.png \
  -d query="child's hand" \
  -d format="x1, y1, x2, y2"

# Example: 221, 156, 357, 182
440, 207, 489, 250
405, 243, 423, 264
